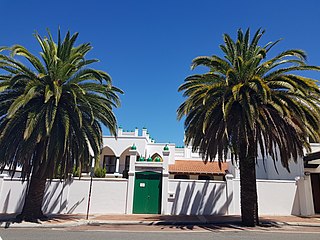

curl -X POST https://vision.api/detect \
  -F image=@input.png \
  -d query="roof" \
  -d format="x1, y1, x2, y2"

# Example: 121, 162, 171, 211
169, 160, 228, 175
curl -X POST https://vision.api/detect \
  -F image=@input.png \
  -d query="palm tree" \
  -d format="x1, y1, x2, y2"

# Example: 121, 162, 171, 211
0, 30, 123, 221
177, 29, 320, 226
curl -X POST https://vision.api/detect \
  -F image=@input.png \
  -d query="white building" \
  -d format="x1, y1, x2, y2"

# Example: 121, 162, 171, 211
99, 127, 229, 214
96, 127, 316, 215
0, 127, 319, 216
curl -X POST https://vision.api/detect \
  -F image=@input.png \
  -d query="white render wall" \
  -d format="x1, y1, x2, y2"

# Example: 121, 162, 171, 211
167, 178, 300, 216
230, 179, 300, 215
228, 158, 304, 181
255, 157, 304, 180
167, 179, 228, 215
257, 180, 300, 215
0, 177, 128, 214
0, 175, 310, 216
0, 179, 27, 213
101, 136, 175, 165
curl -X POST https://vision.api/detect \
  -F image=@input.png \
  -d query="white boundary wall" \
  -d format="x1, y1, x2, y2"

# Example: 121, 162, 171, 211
0, 177, 128, 214
228, 179, 300, 215
167, 178, 300, 216
0, 175, 310, 216
167, 180, 228, 215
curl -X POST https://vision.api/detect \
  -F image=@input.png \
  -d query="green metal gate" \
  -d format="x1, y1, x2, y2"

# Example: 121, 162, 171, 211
133, 171, 162, 214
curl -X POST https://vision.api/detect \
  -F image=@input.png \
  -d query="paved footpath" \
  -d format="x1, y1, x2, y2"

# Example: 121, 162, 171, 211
0, 213, 320, 230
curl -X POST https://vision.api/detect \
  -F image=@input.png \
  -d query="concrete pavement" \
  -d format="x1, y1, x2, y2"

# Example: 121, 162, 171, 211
1, 213, 320, 228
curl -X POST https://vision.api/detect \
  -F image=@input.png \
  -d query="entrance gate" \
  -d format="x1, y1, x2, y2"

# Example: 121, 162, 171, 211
133, 171, 162, 214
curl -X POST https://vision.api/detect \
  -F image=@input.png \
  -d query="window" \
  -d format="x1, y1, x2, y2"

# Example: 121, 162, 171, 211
104, 155, 116, 173
122, 156, 130, 179
198, 175, 213, 180
125, 156, 130, 171
174, 174, 190, 179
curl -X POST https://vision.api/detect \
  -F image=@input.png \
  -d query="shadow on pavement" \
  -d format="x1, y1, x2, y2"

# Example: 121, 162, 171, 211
0, 213, 85, 228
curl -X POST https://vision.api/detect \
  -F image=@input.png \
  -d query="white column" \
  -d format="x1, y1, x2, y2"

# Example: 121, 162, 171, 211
225, 173, 234, 215
115, 157, 120, 173
234, 160, 240, 179
142, 128, 147, 137
162, 148, 170, 214
126, 149, 137, 214
297, 175, 315, 216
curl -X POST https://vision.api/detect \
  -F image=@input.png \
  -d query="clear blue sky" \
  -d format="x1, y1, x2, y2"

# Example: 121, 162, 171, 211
1, 0, 320, 146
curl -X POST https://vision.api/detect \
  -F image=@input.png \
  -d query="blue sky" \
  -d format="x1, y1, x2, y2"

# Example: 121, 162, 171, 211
1, 0, 320, 146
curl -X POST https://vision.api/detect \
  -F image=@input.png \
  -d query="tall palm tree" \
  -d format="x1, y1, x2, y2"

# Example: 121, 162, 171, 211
177, 29, 320, 226
0, 30, 123, 221
0, 47, 10, 92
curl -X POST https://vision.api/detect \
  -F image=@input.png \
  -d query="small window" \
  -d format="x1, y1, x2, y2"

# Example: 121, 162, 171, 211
125, 155, 130, 171
198, 175, 213, 180
174, 174, 190, 179
104, 155, 116, 173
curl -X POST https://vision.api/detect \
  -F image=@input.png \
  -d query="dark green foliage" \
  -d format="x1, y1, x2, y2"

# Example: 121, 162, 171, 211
72, 166, 80, 178
178, 28, 320, 226
0, 29, 122, 220
94, 167, 106, 178
0, 30, 122, 179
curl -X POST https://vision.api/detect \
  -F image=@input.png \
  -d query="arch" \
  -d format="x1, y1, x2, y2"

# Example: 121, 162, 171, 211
100, 146, 117, 172
118, 146, 141, 177
151, 153, 163, 162
101, 145, 116, 156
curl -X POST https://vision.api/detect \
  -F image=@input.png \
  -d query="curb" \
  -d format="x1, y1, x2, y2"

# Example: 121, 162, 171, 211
88, 220, 152, 226
0, 220, 88, 229
2, 219, 320, 229
275, 221, 320, 228
0, 220, 242, 228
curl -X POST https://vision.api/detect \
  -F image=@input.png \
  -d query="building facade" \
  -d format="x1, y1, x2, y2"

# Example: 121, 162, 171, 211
98, 127, 312, 215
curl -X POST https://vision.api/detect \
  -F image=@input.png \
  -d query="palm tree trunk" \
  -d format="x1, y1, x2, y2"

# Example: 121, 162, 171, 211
16, 174, 47, 221
239, 140, 259, 227
16, 140, 48, 222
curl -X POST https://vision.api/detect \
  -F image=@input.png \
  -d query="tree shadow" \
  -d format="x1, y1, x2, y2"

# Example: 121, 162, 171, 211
145, 180, 284, 230
66, 198, 85, 214
171, 180, 230, 215
2, 190, 10, 214
41, 179, 85, 214
42, 180, 68, 214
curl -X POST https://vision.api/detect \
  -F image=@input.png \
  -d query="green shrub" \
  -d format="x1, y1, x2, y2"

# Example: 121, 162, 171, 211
73, 166, 80, 177
94, 167, 106, 178
53, 164, 62, 179
122, 169, 129, 179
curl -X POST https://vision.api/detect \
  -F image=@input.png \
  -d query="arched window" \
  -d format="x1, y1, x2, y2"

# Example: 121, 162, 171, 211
151, 153, 163, 162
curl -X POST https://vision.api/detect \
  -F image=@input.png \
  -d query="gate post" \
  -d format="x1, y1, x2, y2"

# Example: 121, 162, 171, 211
161, 145, 170, 214
126, 144, 137, 214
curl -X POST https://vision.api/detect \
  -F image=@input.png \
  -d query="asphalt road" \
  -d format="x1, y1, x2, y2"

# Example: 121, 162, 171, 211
1, 228, 320, 240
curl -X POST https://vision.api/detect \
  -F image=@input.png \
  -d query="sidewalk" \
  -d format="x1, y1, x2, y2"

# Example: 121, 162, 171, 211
1, 213, 320, 228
